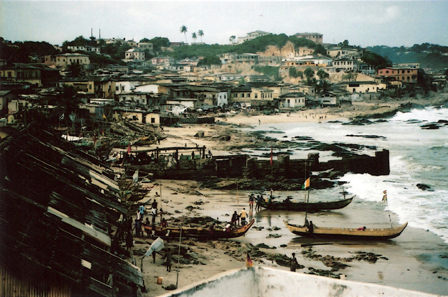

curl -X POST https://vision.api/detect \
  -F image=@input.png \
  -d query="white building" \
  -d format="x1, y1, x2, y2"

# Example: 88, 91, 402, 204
124, 48, 145, 61
55, 53, 90, 68
237, 30, 270, 44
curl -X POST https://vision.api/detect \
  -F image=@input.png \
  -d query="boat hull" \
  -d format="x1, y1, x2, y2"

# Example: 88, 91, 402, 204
142, 219, 255, 240
260, 197, 354, 212
284, 221, 408, 240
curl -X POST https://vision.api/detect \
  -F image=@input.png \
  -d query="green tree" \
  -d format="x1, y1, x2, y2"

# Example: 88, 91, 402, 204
197, 55, 222, 66
361, 51, 392, 70
290, 70, 303, 79
229, 35, 236, 44
316, 69, 329, 80
304, 68, 314, 79
192, 32, 197, 44
198, 30, 204, 43
180, 25, 188, 43
149, 37, 171, 52
304, 68, 316, 85
313, 44, 327, 56
343, 40, 349, 47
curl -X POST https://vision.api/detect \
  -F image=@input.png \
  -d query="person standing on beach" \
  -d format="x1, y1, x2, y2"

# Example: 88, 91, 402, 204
231, 211, 238, 226
240, 208, 247, 226
290, 253, 299, 272
163, 249, 172, 272
152, 249, 157, 264
248, 194, 254, 211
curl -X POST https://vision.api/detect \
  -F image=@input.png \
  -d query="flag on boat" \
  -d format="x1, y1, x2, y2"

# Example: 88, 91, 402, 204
59, 113, 64, 120
246, 253, 253, 267
382, 190, 387, 202
270, 147, 273, 166
133, 170, 139, 183
302, 177, 310, 189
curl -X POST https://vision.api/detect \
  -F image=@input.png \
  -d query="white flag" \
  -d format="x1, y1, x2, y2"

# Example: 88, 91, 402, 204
144, 237, 164, 257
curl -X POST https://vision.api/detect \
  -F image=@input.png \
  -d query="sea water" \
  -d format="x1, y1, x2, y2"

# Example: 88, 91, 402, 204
259, 106, 448, 244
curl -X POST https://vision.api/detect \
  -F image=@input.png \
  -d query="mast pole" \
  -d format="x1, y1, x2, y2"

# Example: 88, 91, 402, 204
304, 160, 309, 223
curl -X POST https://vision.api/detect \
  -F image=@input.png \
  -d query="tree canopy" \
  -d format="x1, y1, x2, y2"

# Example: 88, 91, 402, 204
361, 51, 392, 70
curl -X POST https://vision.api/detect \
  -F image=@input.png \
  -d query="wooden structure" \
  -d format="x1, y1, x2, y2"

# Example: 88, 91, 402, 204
142, 219, 255, 240
283, 221, 408, 240
0, 124, 144, 297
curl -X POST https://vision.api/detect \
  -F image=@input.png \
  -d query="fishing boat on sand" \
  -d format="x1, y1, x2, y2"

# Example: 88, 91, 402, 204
283, 220, 408, 240
258, 195, 354, 212
142, 219, 255, 240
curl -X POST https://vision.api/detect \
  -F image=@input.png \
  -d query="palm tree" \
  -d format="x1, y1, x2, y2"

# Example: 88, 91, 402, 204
229, 35, 236, 44
192, 32, 197, 44
180, 25, 188, 43
198, 30, 204, 43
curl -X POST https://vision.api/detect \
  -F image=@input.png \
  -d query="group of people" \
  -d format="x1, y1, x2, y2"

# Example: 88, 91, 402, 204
229, 207, 248, 230
133, 199, 167, 237
249, 193, 265, 212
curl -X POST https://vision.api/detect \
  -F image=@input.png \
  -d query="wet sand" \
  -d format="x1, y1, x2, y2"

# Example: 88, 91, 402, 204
131, 97, 448, 296
136, 182, 448, 296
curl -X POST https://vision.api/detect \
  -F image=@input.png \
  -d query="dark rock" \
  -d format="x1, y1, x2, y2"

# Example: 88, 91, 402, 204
342, 118, 374, 126
416, 183, 432, 191
346, 134, 386, 140
256, 243, 274, 249
266, 234, 282, 238
421, 123, 442, 130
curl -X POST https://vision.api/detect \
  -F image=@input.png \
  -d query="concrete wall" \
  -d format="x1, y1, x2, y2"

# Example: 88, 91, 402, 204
158, 267, 442, 297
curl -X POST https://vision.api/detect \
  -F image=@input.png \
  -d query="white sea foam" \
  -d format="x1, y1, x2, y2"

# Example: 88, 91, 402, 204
264, 106, 448, 243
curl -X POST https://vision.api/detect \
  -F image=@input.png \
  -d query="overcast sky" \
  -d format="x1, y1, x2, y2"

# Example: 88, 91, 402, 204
1, 1, 447, 48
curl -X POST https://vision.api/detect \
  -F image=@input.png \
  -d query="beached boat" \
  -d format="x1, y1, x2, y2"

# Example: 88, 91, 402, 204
259, 196, 354, 211
142, 219, 255, 240
283, 220, 408, 240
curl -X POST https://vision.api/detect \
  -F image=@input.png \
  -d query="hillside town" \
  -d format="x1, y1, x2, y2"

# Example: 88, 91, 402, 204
1, 30, 447, 135
1, 29, 448, 297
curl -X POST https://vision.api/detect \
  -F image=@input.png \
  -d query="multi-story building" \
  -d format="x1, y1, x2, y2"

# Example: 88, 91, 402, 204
294, 33, 323, 44
332, 58, 358, 72
124, 48, 145, 61
377, 67, 418, 83
0, 63, 60, 87
54, 53, 90, 68
138, 42, 154, 52
151, 56, 175, 66
67, 45, 100, 54
327, 47, 361, 59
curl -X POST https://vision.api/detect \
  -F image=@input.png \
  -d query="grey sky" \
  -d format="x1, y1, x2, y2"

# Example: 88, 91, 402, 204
1, 1, 447, 47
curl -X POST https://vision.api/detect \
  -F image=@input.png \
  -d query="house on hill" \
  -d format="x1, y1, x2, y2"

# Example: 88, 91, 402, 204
294, 32, 323, 44
377, 67, 418, 84
237, 30, 271, 44
279, 92, 306, 108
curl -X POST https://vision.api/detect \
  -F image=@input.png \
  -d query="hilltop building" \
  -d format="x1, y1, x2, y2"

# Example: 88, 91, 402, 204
294, 32, 323, 44
237, 30, 271, 44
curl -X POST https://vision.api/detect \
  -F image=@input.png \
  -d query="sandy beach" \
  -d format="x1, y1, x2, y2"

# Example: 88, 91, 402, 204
128, 95, 448, 297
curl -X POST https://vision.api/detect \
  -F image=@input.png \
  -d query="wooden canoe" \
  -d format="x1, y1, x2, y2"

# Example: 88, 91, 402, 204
142, 219, 255, 240
259, 196, 354, 212
284, 221, 408, 240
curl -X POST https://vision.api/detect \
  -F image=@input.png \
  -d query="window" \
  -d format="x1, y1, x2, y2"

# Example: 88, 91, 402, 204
255, 93, 258, 99
151, 118, 155, 123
